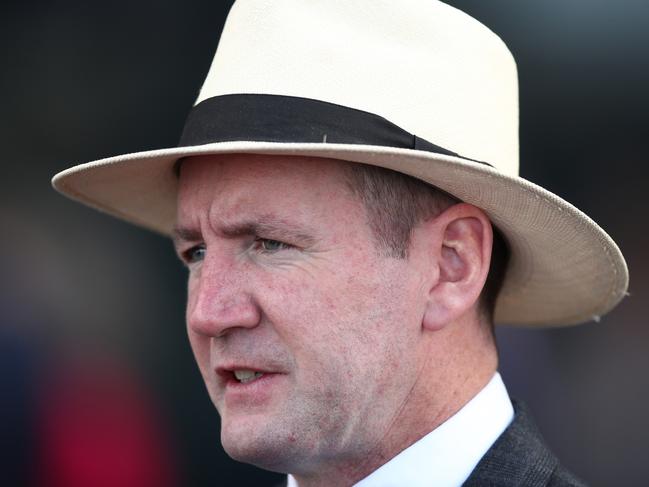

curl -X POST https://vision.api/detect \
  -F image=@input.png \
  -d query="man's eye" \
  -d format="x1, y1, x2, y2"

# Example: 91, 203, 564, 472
255, 238, 292, 253
184, 245, 206, 264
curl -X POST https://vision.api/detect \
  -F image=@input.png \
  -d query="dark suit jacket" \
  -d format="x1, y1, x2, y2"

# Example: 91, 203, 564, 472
463, 400, 587, 486
276, 400, 588, 486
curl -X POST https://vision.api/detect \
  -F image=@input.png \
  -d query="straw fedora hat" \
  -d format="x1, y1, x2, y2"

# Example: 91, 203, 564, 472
52, 0, 628, 326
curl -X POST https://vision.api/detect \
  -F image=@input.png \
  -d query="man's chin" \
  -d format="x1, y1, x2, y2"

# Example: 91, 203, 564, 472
220, 417, 304, 473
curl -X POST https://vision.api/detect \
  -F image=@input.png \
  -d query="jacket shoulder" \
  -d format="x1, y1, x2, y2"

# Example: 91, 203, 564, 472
463, 400, 588, 487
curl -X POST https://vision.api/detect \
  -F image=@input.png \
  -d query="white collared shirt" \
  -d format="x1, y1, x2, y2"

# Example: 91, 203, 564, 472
287, 372, 513, 487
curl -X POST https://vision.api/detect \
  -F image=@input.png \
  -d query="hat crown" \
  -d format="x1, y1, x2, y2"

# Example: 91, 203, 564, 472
197, 0, 519, 173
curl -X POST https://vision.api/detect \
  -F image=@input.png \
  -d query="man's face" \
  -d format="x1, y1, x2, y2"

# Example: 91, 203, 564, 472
175, 154, 430, 474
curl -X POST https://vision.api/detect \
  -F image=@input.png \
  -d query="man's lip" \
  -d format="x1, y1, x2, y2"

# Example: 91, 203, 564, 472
215, 365, 282, 385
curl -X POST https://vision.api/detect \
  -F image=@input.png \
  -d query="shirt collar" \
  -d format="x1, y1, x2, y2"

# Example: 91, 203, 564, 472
287, 372, 513, 487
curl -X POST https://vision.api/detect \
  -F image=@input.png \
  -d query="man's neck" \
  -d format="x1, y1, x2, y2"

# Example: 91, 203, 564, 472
292, 358, 498, 486
287, 372, 512, 487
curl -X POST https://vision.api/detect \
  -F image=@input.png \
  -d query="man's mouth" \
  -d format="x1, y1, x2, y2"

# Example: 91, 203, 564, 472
217, 366, 284, 407
233, 370, 265, 384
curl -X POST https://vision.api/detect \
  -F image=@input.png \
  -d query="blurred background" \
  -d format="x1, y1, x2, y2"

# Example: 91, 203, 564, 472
1, 0, 647, 485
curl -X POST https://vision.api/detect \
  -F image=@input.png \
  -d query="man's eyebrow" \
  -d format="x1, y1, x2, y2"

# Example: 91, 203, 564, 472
220, 217, 317, 246
172, 226, 202, 246
172, 216, 318, 246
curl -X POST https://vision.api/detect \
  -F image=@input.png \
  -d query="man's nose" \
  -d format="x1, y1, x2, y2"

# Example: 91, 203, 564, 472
186, 256, 261, 337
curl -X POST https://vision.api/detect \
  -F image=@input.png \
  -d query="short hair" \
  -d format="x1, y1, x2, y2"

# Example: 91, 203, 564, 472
343, 163, 509, 324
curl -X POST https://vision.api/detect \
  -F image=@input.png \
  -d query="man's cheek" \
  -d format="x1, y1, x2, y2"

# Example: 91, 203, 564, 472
259, 272, 320, 315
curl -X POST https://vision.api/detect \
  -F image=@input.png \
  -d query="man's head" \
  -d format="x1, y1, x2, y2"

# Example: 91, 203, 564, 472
173, 153, 499, 483
53, 0, 627, 331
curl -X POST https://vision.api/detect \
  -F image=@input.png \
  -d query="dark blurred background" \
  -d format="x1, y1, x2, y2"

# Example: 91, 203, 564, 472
1, 1, 647, 486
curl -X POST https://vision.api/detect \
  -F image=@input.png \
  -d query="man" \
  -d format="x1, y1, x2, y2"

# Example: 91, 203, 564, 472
52, 1, 628, 486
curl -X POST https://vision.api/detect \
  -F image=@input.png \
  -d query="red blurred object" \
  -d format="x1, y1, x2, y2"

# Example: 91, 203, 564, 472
36, 358, 177, 487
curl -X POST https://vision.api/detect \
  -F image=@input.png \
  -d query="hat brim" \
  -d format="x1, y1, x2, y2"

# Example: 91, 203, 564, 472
52, 141, 628, 326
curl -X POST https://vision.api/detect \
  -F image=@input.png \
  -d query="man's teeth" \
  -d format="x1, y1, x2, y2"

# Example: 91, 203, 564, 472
233, 370, 264, 383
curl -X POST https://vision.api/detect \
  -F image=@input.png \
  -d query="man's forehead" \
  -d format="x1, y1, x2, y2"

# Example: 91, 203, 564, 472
175, 153, 362, 234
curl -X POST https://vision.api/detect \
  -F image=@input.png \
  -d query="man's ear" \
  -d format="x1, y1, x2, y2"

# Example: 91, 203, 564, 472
419, 203, 493, 331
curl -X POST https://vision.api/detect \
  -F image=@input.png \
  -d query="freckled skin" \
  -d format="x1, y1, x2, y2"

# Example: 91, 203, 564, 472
176, 154, 497, 486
